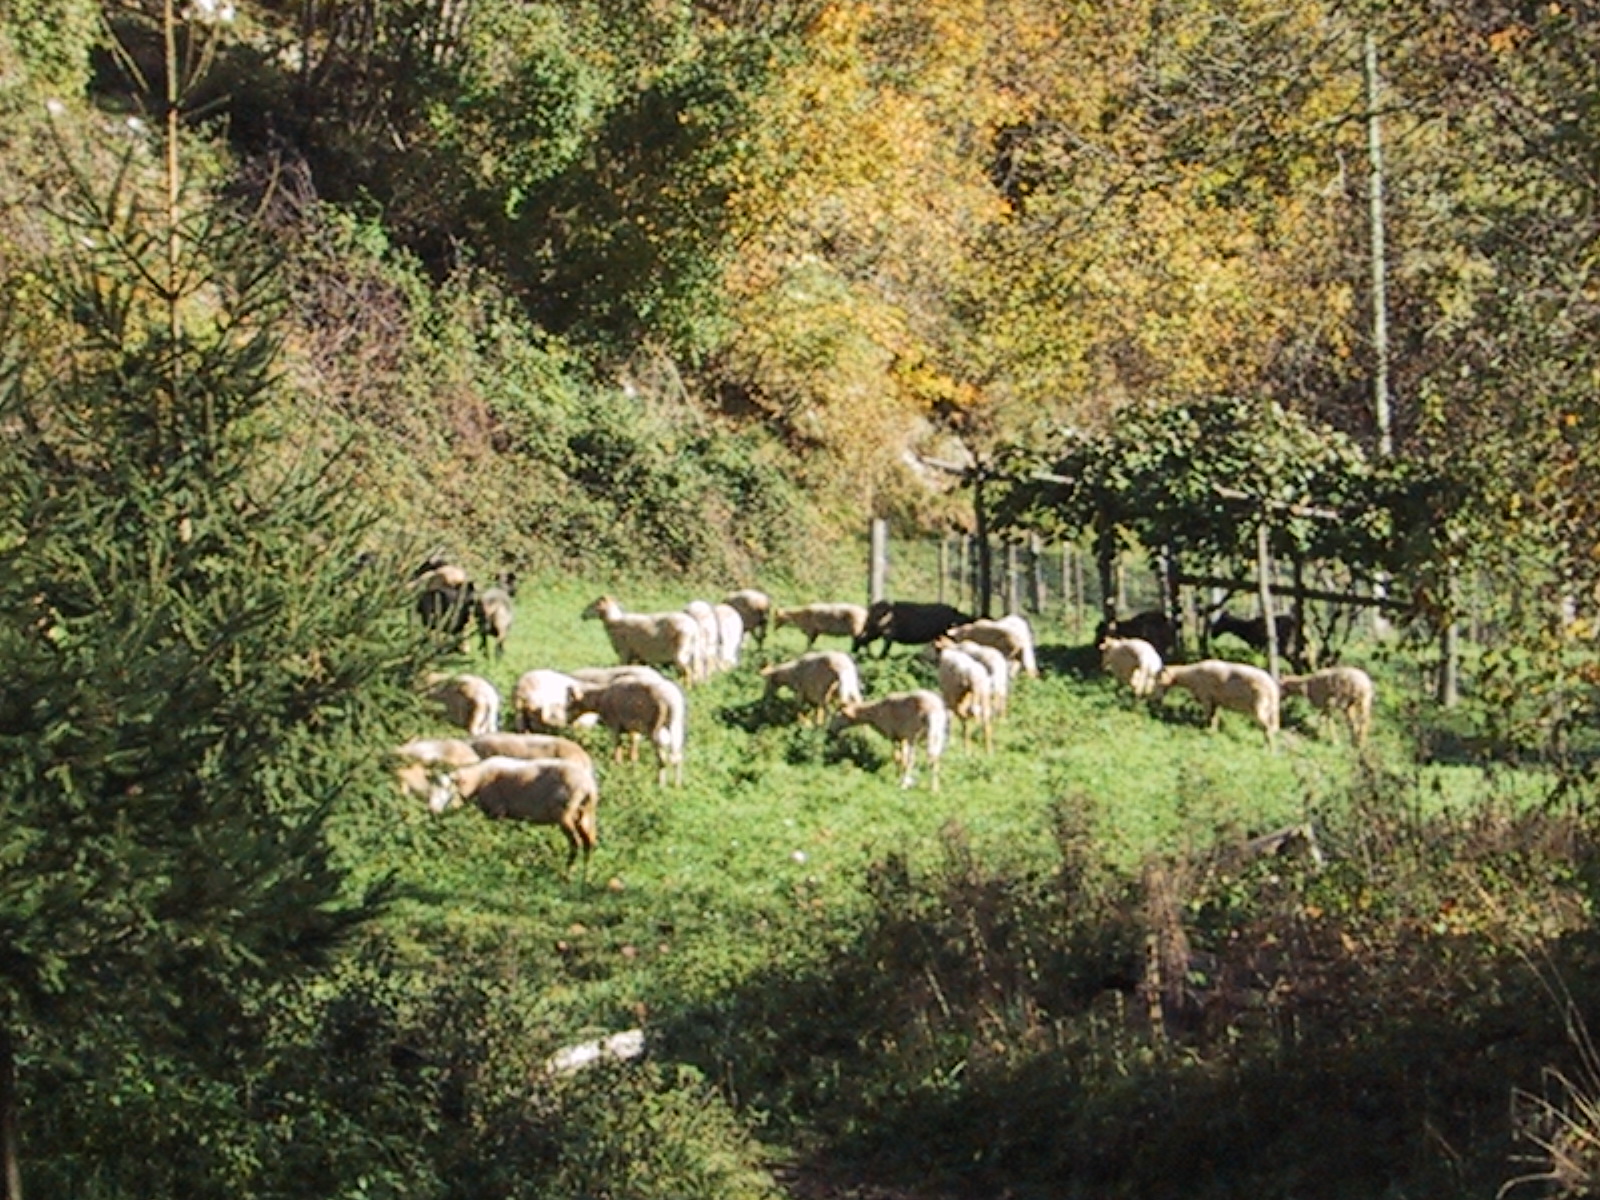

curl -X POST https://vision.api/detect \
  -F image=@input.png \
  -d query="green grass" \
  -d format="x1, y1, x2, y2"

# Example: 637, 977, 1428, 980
350, 576, 1516, 1033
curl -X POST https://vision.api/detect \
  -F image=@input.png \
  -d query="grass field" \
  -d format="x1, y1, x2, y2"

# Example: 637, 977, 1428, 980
328, 579, 1600, 1196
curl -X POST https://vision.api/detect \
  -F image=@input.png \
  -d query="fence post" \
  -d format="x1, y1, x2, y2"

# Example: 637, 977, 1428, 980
868, 518, 889, 604
938, 536, 950, 605
1256, 519, 1279, 680
1029, 532, 1046, 614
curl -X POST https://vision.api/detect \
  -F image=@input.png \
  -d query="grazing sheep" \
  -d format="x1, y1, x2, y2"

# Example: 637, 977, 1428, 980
415, 575, 478, 640
948, 614, 1039, 679
1279, 666, 1374, 746
1154, 659, 1280, 749
854, 600, 974, 657
568, 673, 687, 787
712, 602, 746, 670
428, 756, 599, 875
513, 668, 586, 732
953, 639, 1011, 719
723, 588, 773, 648
1095, 610, 1177, 661
581, 595, 701, 683
761, 650, 863, 726
474, 573, 517, 659
773, 602, 870, 649
426, 672, 501, 736
469, 732, 594, 771
1100, 635, 1164, 699
392, 736, 480, 801
926, 642, 994, 754
1210, 610, 1300, 659
684, 600, 722, 682
828, 690, 949, 791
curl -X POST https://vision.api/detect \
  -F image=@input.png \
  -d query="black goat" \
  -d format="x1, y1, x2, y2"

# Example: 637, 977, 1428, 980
1094, 610, 1177, 660
853, 600, 974, 657
416, 578, 479, 639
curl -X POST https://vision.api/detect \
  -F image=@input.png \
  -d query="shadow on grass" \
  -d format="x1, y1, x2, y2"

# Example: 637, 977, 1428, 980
650, 811, 1600, 1200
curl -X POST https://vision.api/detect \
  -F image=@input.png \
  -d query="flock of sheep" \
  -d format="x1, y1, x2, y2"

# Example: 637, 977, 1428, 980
394, 561, 1375, 876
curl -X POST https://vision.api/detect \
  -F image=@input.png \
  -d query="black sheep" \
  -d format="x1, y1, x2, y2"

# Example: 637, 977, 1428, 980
853, 600, 974, 657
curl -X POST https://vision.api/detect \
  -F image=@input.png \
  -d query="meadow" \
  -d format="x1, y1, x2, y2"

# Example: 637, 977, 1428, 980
315, 568, 1598, 1198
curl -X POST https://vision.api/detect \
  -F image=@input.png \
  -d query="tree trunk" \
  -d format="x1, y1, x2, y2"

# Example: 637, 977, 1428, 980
1257, 520, 1279, 680
1, 1024, 21, 1200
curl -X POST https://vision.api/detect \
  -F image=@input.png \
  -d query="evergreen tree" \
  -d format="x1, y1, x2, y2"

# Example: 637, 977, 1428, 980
0, 15, 431, 1194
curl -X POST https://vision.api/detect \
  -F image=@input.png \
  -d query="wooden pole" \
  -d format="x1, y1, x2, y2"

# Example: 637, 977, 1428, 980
1257, 520, 1280, 679
974, 474, 993, 619
1365, 31, 1394, 459
868, 518, 889, 604
1029, 532, 1046, 614
938, 536, 949, 605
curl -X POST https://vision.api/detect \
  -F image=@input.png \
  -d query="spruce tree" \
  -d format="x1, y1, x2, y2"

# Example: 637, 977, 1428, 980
0, 11, 430, 1194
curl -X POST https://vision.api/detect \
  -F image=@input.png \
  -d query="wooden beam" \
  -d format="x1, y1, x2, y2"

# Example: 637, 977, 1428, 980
1176, 573, 1410, 612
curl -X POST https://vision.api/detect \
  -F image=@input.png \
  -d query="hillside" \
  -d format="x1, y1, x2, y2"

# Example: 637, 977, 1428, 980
4, 3, 1600, 1198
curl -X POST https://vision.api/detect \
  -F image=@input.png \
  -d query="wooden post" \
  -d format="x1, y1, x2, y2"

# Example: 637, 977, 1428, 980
1161, 545, 1184, 660
868, 518, 889, 604
1029, 532, 1046, 614
959, 534, 972, 610
1438, 568, 1460, 707
1072, 544, 1086, 633
974, 473, 993, 619
1257, 519, 1279, 679
1004, 541, 1020, 614
938, 536, 950, 605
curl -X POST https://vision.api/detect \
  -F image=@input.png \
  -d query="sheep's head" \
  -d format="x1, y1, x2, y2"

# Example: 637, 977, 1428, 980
580, 595, 617, 621
427, 773, 463, 814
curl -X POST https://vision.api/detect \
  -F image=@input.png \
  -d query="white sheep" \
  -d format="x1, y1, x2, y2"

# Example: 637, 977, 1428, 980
513, 668, 586, 732
581, 595, 701, 683
773, 602, 870, 649
947, 614, 1039, 679
684, 599, 722, 682
712, 601, 746, 670
474, 582, 515, 659
953, 638, 1011, 720
425, 671, 501, 736
469, 732, 594, 771
722, 588, 773, 648
568, 672, 687, 787
828, 690, 949, 791
392, 736, 480, 801
428, 756, 600, 875
1155, 659, 1280, 749
1279, 666, 1375, 747
761, 650, 863, 726
926, 642, 994, 754
1100, 635, 1164, 699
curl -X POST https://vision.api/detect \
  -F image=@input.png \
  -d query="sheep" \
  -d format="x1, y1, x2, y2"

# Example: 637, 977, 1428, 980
854, 599, 974, 657
567, 673, 687, 787
474, 572, 517, 659
513, 668, 586, 732
947, 614, 1039, 679
1100, 635, 1164, 699
1154, 659, 1280, 749
760, 650, 863, 726
925, 642, 994, 754
469, 732, 594, 771
1279, 665, 1375, 746
1210, 610, 1300, 660
952, 638, 1011, 720
828, 690, 949, 791
415, 575, 478, 640
426, 671, 501, 736
712, 601, 746, 670
391, 736, 480, 801
581, 595, 701, 683
428, 756, 599, 875
772, 602, 870, 649
722, 588, 773, 648
684, 599, 722, 682
1094, 610, 1177, 660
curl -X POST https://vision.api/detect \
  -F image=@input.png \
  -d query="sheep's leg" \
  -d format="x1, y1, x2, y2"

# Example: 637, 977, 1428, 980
899, 740, 917, 788
1205, 702, 1220, 732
